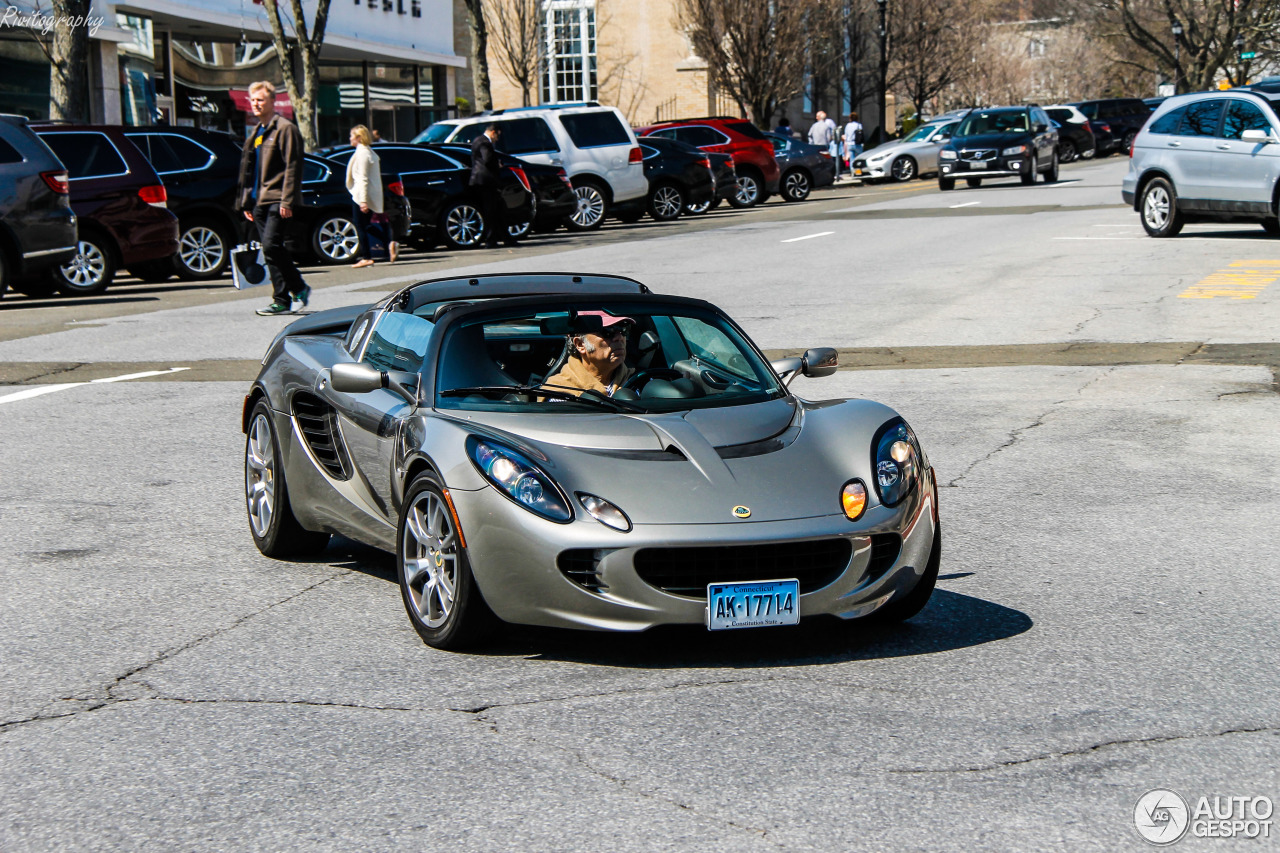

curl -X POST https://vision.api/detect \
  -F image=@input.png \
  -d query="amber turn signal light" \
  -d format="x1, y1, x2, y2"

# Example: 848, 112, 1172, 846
841, 480, 867, 521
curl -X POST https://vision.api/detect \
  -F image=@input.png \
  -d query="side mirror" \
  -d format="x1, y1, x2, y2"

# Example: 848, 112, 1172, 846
1241, 128, 1277, 144
771, 348, 839, 385
330, 362, 420, 406
936, 134, 950, 142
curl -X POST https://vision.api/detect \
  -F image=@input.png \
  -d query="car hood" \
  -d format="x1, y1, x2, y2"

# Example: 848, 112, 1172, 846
447, 396, 901, 524
951, 132, 1029, 149
861, 139, 931, 159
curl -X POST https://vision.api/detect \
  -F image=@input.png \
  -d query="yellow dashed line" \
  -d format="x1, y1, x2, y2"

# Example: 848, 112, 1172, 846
1179, 260, 1280, 299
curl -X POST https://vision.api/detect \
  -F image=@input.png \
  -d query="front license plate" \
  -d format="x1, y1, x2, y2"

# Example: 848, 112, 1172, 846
854, 168, 864, 175
969, 160, 987, 169
706, 579, 799, 631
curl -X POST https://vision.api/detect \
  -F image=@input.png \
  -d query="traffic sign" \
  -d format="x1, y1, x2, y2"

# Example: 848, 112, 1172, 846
1241, 51, 1257, 59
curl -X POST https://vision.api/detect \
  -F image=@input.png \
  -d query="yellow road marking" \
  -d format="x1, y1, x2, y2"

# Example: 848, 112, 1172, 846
1179, 260, 1280, 299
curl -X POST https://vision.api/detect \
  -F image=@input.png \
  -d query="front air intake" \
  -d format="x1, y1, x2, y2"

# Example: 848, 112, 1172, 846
292, 392, 352, 480
634, 539, 853, 598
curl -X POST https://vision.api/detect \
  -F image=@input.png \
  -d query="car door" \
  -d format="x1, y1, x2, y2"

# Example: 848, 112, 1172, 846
1031, 107, 1055, 167
323, 309, 435, 522
1211, 98, 1280, 213
920, 121, 957, 171
1166, 99, 1226, 206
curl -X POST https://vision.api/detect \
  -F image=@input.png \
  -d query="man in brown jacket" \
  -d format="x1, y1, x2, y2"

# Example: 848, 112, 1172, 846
541, 311, 635, 398
237, 81, 310, 315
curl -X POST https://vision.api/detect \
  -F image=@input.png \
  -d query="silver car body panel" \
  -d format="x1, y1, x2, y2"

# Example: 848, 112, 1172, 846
853, 120, 958, 180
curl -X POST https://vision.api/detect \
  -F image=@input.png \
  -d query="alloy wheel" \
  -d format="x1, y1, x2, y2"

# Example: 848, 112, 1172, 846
652, 185, 683, 219
402, 490, 460, 629
571, 185, 606, 228
784, 170, 811, 200
1143, 185, 1171, 230
445, 204, 485, 247
59, 241, 106, 291
735, 175, 760, 206
508, 220, 532, 239
685, 199, 712, 215
318, 218, 359, 261
890, 158, 915, 181
245, 413, 275, 539
178, 225, 226, 275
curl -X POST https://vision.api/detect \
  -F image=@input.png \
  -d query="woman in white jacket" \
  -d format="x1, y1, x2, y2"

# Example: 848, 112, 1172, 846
344, 125, 398, 268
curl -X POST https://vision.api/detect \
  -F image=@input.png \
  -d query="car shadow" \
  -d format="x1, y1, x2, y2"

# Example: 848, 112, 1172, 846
325, 538, 1031, 667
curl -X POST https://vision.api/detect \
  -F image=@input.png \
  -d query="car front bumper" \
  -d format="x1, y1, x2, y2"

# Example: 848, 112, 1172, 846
939, 157, 1031, 180
447, 468, 939, 632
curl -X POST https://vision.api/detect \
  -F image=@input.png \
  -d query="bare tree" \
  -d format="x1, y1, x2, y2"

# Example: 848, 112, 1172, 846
262, 0, 331, 151
485, 0, 542, 106
460, 0, 494, 111
676, 0, 823, 123
48, 0, 91, 121
889, 0, 979, 121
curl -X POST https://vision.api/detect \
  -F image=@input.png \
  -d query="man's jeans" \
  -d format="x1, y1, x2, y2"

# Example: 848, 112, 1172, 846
252, 202, 307, 305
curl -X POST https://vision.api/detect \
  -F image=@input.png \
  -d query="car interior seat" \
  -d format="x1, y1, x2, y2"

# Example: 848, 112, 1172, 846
437, 321, 519, 399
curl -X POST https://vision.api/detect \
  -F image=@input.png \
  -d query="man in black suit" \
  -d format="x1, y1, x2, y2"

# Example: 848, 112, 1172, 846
469, 124, 516, 248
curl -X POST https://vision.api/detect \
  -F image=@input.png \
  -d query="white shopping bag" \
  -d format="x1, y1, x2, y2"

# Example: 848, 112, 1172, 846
231, 242, 269, 290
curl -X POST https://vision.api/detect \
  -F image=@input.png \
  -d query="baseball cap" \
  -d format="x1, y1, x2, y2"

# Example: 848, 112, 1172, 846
572, 310, 635, 334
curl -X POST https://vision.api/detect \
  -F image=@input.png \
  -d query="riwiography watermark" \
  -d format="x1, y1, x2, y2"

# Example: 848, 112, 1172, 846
0, 6, 105, 36
1134, 789, 1274, 845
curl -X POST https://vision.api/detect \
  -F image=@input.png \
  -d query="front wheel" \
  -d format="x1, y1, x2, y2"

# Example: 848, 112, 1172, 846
781, 168, 812, 201
175, 219, 231, 280
1043, 152, 1059, 183
55, 236, 116, 296
398, 474, 498, 650
685, 198, 718, 215
245, 400, 331, 557
1140, 177, 1184, 237
728, 171, 762, 208
867, 522, 941, 624
890, 156, 917, 182
565, 181, 607, 231
939, 178, 955, 191
648, 183, 685, 221
1262, 219, 1280, 236
1058, 140, 1077, 163
508, 220, 532, 239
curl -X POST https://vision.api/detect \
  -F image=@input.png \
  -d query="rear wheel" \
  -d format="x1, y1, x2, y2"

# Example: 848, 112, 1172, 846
565, 180, 607, 231
1044, 152, 1059, 182
311, 214, 360, 263
648, 183, 685, 221
1262, 219, 1280, 235
728, 170, 762, 208
781, 168, 812, 201
398, 473, 498, 650
939, 178, 955, 191
890, 156, 917, 182
1059, 140, 1077, 163
175, 219, 231, 280
966, 177, 982, 188
507, 220, 532, 239
439, 200, 486, 249
54, 235, 116, 296
1122, 130, 1137, 153
245, 400, 331, 557
685, 198, 719, 215
1140, 177, 1184, 237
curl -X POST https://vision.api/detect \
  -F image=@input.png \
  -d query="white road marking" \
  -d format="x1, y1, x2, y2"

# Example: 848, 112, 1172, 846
949, 201, 982, 209
0, 367, 190, 406
781, 231, 834, 243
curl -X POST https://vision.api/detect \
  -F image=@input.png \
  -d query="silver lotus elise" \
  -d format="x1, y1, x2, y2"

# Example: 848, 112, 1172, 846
243, 273, 941, 649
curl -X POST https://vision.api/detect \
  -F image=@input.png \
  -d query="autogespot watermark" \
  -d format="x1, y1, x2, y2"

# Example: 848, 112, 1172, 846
1134, 789, 1274, 845
0, 6, 105, 36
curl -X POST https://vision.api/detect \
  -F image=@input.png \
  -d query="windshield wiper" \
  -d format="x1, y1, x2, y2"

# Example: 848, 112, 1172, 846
439, 384, 645, 413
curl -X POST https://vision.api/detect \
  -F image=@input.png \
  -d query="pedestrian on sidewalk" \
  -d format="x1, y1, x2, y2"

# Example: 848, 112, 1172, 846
344, 125, 398, 268
775, 116, 793, 137
808, 111, 835, 148
237, 80, 310, 316
843, 112, 864, 171
470, 124, 516, 249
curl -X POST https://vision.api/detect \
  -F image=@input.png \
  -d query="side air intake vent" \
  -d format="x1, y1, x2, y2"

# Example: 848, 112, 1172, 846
292, 392, 352, 480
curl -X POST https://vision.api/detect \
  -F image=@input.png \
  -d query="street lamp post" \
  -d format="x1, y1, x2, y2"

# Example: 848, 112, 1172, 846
1171, 20, 1182, 94
1236, 33, 1246, 85
877, 0, 887, 145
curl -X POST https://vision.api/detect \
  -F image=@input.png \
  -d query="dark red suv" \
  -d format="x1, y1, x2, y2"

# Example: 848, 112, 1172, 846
31, 124, 179, 296
635, 117, 780, 207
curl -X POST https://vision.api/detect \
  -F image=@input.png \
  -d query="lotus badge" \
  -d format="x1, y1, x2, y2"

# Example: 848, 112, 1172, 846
732, 505, 751, 519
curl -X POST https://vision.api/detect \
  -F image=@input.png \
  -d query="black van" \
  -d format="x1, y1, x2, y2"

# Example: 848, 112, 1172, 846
1068, 99, 1151, 155
0, 115, 78, 298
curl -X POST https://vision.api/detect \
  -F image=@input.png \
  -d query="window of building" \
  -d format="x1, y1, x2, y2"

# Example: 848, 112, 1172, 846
542, 0, 596, 104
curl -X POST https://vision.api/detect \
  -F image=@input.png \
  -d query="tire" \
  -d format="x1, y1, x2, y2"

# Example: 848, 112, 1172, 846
174, 218, 231, 280
0, 247, 7, 299
1059, 140, 1077, 163
1140, 177, 1184, 237
939, 178, 955, 191
129, 260, 174, 283
508, 219, 532, 240
1081, 146, 1096, 160
648, 182, 685, 221
867, 522, 941, 624
686, 198, 720, 215
1122, 131, 1137, 153
966, 177, 982, 188
781, 168, 812, 201
565, 180, 607, 231
439, 200, 487, 249
245, 400, 331, 558
54, 235, 116, 296
728, 169, 762, 208
1020, 170, 1036, 185
1043, 152, 1059, 183
310, 213, 360, 263
890, 156, 917, 182
398, 473, 499, 650
1262, 219, 1280, 235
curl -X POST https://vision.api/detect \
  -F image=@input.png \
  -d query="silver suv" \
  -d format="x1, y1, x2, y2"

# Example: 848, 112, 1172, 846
1122, 90, 1280, 237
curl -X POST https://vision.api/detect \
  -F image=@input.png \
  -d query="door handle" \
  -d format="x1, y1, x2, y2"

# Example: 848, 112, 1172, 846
1167, 141, 1181, 147
1216, 143, 1232, 150
428, 180, 444, 185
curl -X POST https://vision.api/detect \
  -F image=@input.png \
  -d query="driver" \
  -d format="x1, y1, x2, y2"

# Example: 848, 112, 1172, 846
541, 311, 635, 398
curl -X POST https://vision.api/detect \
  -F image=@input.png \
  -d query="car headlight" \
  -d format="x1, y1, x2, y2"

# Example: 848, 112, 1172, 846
939, 149, 957, 160
467, 436, 572, 523
868, 152, 891, 162
872, 419, 923, 507
1002, 144, 1027, 156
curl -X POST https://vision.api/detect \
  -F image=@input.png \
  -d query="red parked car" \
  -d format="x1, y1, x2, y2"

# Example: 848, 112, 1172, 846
635, 117, 780, 208
31, 124, 179, 296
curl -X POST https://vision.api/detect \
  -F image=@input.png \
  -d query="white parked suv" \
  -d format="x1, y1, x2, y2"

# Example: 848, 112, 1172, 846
415, 103, 647, 231
1122, 88, 1280, 237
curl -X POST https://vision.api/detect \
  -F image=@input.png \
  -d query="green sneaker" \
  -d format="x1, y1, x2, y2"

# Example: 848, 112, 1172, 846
292, 284, 311, 309
255, 302, 293, 316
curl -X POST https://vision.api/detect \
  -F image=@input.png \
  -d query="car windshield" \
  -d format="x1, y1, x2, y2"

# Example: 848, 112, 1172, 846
414, 123, 457, 143
902, 125, 935, 142
434, 303, 786, 414
956, 111, 1029, 135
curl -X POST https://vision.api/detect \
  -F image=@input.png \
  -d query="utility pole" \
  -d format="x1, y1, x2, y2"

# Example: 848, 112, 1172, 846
1171, 19, 1182, 94
877, 0, 887, 145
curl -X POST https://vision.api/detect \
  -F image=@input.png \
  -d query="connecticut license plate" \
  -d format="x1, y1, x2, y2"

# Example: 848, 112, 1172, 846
706, 579, 799, 630
854, 168, 864, 176
970, 160, 987, 169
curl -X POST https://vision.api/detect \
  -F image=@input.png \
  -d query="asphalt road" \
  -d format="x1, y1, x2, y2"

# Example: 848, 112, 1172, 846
2, 158, 1278, 851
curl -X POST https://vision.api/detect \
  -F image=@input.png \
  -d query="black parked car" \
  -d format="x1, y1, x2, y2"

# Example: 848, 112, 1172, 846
297, 153, 412, 263
763, 131, 836, 201
1069, 98, 1151, 154
0, 114, 77, 298
937, 105, 1058, 191
621, 136, 714, 222
437, 143, 576, 235
122, 127, 247, 281
1044, 107, 1096, 162
685, 151, 736, 214
322, 143, 531, 250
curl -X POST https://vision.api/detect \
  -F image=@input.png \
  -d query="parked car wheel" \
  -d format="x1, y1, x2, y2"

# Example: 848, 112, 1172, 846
508, 220, 532, 240
781, 168, 812, 201
54, 234, 116, 296
398, 473, 499, 650
1262, 219, 1280, 236
245, 400, 331, 557
966, 177, 983, 188
1081, 146, 1096, 160
1139, 177, 1184, 238
565, 180, 607, 231
890, 156, 917, 182
1122, 131, 1137, 153
1044, 152, 1059, 183
728, 169, 762, 208
939, 178, 955, 191
440, 200, 487, 249
1020, 169, 1036, 185
685, 198, 719, 215
311, 214, 360, 263
648, 183, 685, 221
1059, 140, 1077, 163
175, 218, 231, 280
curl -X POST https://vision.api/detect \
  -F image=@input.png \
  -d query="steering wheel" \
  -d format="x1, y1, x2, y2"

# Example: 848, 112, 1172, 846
621, 367, 683, 393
